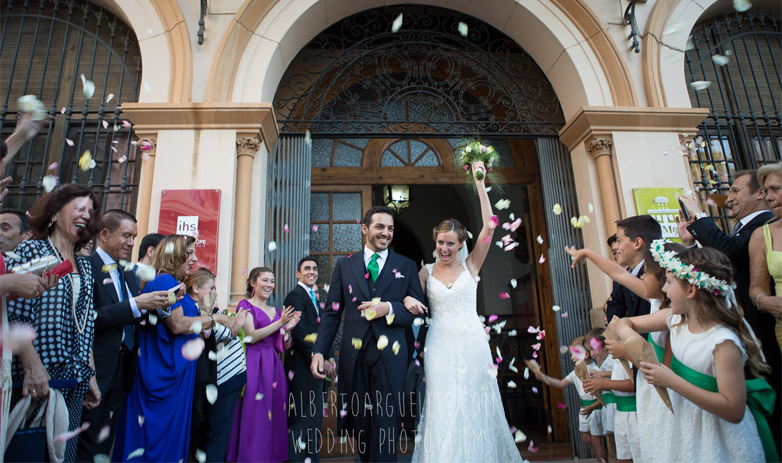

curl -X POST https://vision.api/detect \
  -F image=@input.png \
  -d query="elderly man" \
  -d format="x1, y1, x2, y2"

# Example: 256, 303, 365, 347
0, 209, 33, 253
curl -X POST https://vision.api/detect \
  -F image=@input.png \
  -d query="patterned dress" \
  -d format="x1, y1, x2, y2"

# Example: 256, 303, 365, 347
5, 239, 94, 462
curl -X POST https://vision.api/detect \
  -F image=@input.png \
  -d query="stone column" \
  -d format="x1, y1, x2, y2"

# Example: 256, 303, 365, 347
230, 133, 262, 306
134, 134, 158, 246
586, 136, 621, 233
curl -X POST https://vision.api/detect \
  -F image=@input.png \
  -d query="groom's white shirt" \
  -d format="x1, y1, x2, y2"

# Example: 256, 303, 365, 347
362, 246, 394, 318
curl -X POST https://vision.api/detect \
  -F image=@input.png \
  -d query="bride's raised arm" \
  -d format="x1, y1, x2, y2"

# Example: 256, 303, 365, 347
466, 161, 495, 276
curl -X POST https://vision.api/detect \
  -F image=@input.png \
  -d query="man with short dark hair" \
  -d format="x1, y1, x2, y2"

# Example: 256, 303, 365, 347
285, 256, 335, 462
133, 232, 164, 289
606, 215, 662, 323
607, 233, 618, 262
76, 211, 174, 461
310, 205, 425, 462
0, 209, 32, 253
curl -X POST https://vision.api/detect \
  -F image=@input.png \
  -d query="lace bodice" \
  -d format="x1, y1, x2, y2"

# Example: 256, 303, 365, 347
425, 263, 478, 321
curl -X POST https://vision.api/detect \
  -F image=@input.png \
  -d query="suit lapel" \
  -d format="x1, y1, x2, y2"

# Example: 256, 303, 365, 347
373, 252, 398, 297
90, 252, 120, 304
350, 254, 371, 300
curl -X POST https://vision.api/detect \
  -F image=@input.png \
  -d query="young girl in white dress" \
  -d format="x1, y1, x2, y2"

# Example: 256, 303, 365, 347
614, 244, 773, 462
402, 161, 522, 463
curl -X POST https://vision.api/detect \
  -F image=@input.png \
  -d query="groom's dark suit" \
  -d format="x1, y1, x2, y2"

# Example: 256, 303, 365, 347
313, 250, 424, 462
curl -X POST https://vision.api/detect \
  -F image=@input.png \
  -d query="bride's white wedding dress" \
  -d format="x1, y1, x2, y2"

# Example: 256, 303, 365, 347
411, 262, 523, 463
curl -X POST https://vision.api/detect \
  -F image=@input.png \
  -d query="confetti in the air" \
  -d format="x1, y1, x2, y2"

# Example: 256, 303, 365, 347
283, 224, 289, 234
712, 54, 730, 66
510, 278, 517, 289
552, 305, 561, 312
392, 340, 400, 355
733, 0, 752, 12
377, 335, 389, 350
589, 337, 602, 352
182, 337, 205, 360
523, 367, 530, 379
54, 423, 90, 443
588, 203, 594, 213
538, 254, 545, 264
508, 380, 517, 388
514, 429, 527, 443
196, 450, 206, 463
42, 175, 58, 193
495, 199, 511, 210
571, 345, 586, 361
499, 292, 510, 299
536, 235, 543, 245
303, 333, 317, 343
267, 241, 277, 252
102, 120, 109, 129
391, 13, 404, 33
304, 130, 311, 146
79, 150, 92, 171
312, 224, 319, 232
552, 203, 562, 215
352, 338, 363, 350
65, 138, 74, 147
97, 425, 110, 443
80, 74, 95, 99
205, 384, 218, 404
689, 80, 711, 91
528, 440, 539, 453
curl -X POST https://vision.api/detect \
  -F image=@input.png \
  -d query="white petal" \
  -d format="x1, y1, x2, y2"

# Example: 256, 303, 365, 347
190, 321, 203, 334
712, 54, 730, 66
127, 448, 144, 459
42, 175, 58, 193
205, 384, 218, 405
391, 14, 403, 33
105, 93, 114, 103
164, 242, 175, 254
689, 80, 711, 91
733, 0, 752, 12
458, 22, 468, 37
267, 241, 277, 252
80, 74, 95, 99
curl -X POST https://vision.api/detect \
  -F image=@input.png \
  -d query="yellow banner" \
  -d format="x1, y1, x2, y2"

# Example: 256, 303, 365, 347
632, 188, 684, 243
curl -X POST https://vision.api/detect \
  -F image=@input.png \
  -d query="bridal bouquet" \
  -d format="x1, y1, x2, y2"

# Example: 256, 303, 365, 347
456, 140, 498, 182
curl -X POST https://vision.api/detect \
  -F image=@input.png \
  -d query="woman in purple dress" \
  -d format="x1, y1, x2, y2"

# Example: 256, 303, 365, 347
228, 267, 300, 462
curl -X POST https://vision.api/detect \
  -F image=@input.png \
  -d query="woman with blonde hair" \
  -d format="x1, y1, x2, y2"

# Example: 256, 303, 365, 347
113, 235, 233, 462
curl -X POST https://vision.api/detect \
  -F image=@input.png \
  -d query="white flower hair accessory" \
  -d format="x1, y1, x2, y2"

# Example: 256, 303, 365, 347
650, 239, 737, 306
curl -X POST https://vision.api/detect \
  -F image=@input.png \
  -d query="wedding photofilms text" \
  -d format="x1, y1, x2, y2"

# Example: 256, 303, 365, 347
287, 391, 500, 454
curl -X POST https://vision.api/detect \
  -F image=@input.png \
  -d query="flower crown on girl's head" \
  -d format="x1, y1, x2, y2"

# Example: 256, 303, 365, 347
650, 239, 737, 306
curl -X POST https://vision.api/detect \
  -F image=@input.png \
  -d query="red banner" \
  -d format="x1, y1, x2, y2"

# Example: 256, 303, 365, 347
158, 189, 221, 274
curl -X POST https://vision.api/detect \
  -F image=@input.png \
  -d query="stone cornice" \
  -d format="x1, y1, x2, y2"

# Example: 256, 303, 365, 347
121, 102, 279, 150
558, 106, 710, 151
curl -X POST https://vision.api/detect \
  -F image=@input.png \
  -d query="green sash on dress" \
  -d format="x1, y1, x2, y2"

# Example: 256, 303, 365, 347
614, 395, 637, 412
602, 391, 616, 404
580, 398, 599, 407
670, 352, 779, 462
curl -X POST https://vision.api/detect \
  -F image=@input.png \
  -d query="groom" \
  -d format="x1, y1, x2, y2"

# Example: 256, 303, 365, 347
311, 205, 425, 462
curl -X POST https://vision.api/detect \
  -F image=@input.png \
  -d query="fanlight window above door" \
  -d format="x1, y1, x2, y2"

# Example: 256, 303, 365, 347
381, 140, 440, 167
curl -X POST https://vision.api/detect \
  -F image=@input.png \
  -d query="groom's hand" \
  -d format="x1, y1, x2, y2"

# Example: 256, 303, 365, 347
358, 300, 390, 319
310, 353, 327, 379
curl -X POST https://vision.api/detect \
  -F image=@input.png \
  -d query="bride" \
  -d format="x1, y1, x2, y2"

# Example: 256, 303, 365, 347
404, 162, 523, 462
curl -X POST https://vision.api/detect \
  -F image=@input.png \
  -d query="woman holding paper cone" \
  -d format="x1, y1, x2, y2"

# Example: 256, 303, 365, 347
5, 184, 100, 462
113, 235, 231, 462
615, 245, 776, 462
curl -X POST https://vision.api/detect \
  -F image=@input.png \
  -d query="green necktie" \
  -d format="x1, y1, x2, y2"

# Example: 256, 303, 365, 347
368, 253, 380, 282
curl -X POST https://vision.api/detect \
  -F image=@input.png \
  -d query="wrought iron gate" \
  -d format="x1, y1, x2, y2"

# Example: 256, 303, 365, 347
264, 136, 312, 304
536, 137, 593, 458
0, 0, 142, 213
685, 11, 781, 230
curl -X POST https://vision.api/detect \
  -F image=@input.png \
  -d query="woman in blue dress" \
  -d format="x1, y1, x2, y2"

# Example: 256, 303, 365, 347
113, 235, 232, 462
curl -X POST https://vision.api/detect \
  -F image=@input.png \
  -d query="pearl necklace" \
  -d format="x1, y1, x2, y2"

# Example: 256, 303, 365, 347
47, 237, 87, 335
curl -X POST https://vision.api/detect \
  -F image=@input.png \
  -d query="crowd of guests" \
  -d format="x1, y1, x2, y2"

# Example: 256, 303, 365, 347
535, 164, 782, 462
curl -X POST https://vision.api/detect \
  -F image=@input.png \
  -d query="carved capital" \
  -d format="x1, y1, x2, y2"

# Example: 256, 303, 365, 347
586, 137, 613, 159
138, 137, 157, 157
236, 136, 261, 158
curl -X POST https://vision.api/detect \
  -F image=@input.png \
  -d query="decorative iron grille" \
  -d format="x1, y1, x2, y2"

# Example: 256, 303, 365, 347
0, 0, 142, 213
273, 5, 564, 136
685, 12, 781, 230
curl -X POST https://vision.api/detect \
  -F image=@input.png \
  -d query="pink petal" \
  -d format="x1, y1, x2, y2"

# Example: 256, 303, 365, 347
532, 351, 538, 358
332, 302, 340, 311
48, 162, 58, 170
589, 337, 603, 352
97, 425, 110, 442
102, 120, 109, 129
65, 138, 74, 147
509, 218, 522, 232
557, 403, 567, 409
352, 297, 357, 302
348, 284, 353, 294
118, 155, 127, 164
340, 410, 348, 418
538, 254, 546, 264
54, 423, 90, 442
501, 234, 513, 245
288, 370, 294, 381
528, 440, 539, 452
527, 326, 539, 334
504, 242, 519, 251
182, 338, 205, 361
365, 273, 369, 279
490, 215, 499, 226
499, 292, 510, 299
531, 342, 541, 351
488, 314, 498, 323
495, 356, 502, 364
319, 302, 326, 310
283, 224, 289, 234
272, 381, 277, 389
532, 386, 538, 393
312, 224, 319, 232
60, 107, 66, 114
121, 120, 132, 128
561, 312, 568, 318
571, 345, 586, 361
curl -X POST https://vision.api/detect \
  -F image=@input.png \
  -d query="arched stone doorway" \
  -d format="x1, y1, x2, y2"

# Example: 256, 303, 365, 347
268, 5, 592, 458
